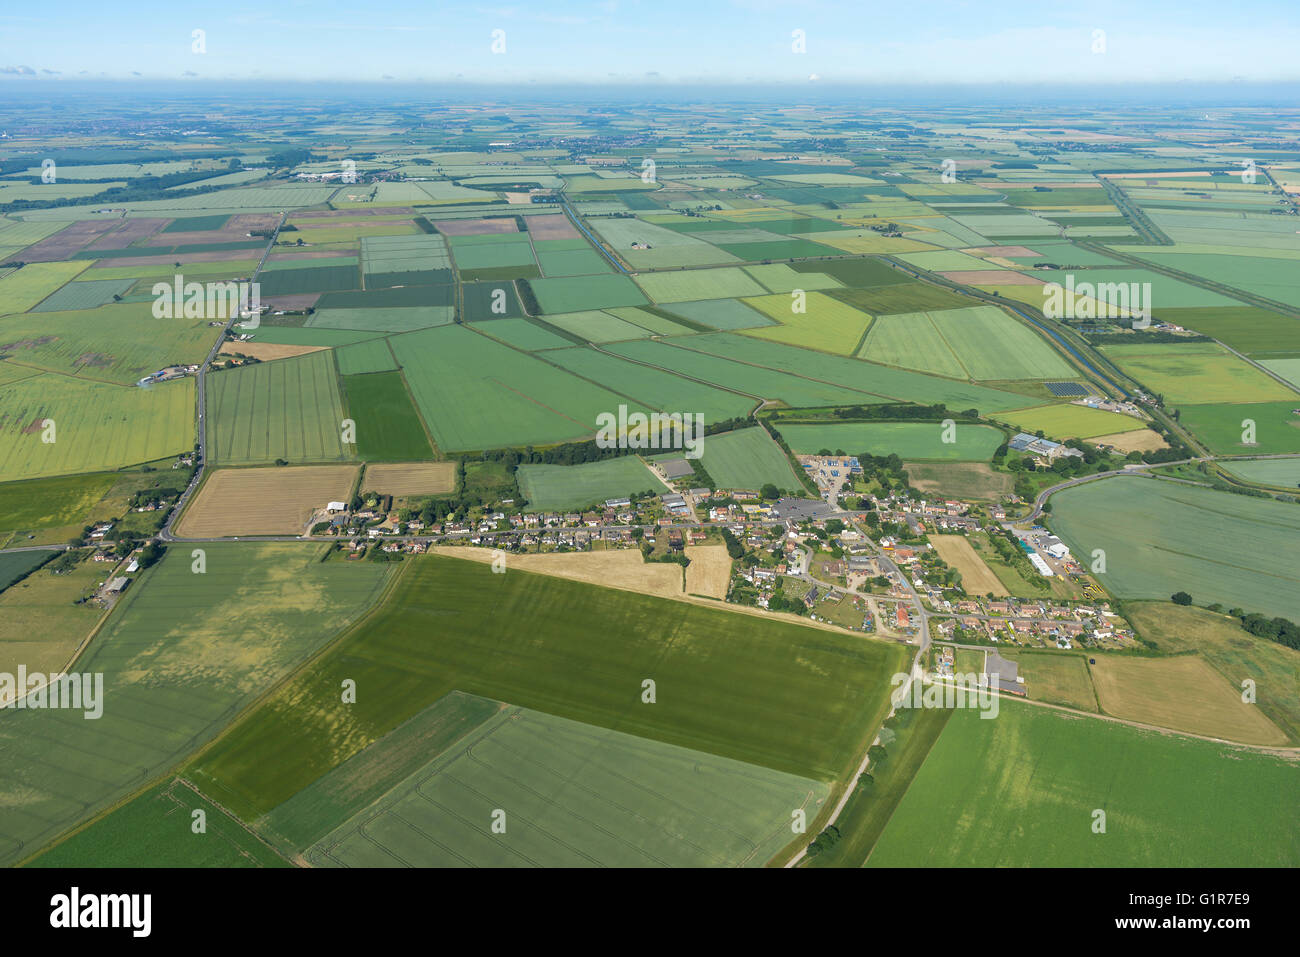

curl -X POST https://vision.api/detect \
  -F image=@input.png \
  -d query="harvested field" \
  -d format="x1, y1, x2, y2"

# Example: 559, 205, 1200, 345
1092, 428, 1169, 453
219, 341, 327, 361
684, 544, 732, 599
361, 462, 456, 497
1090, 654, 1288, 746
903, 462, 1014, 502
431, 545, 685, 599
176, 465, 359, 537
929, 534, 1008, 596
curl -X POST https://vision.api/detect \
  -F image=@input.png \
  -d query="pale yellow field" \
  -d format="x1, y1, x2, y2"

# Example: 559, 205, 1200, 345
929, 534, 1008, 597
219, 341, 328, 361
176, 465, 359, 537
431, 545, 684, 598
361, 461, 456, 497
1090, 654, 1288, 746
684, 544, 732, 599
1092, 429, 1169, 453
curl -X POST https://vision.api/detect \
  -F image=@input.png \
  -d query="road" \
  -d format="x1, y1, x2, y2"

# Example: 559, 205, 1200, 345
160, 212, 286, 542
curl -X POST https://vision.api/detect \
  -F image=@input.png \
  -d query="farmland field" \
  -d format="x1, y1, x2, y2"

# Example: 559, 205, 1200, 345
0, 261, 91, 314
361, 461, 456, 497
303, 702, 826, 867
518, 456, 666, 510
205, 350, 350, 465
0, 471, 117, 543
1101, 343, 1298, 405
0, 553, 104, 677
339, 371, 435, 461
1049, 476, 1300, 621
700, 426, 801, 491
903, 462, 1014, 502
0, 375, 194, 481
867, 699, 1299, 866
0, 543, 394, 866
993, 402, 1146, 439
188, 553, 907, 822
928, 534, 1008, 596
776, 422, 1003, 461
175, 465, 359, 537
742, 292, 873, 355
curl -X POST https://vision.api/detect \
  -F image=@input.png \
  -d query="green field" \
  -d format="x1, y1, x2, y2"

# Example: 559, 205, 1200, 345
1221, 457, 1300, 487
662, 298, 775, 330
188, 554, 907, 822
860, 306, 1076, 380
994, 402, 1145, 439
340, 371, 434, 461
517, 456, 666, 510
0, 543, 394, 866
701, 426, 801, 491
470, 318, 573, 351
742, 292, 874, 355
334, 338, 397, 376
1101, 342, 1298, 405
0, 375, 194, 481
29, 779, 289, 868
530, 274, 648, 313
0, 261, 91, 314
777, 422, 1004, 461
535, 310, 652, 343
1049, 476, 1300, 621
1178, 401, 1300, 455
867, 699, 1299, 866
206, 350, 351, 465
302, 701, 827, 867
0, 472, 118, 542
0, 549, 52, 593
635, 267, 767, 304
391, 325, 651, 451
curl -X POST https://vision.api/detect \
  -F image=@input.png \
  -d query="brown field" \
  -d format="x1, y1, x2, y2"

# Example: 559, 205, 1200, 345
940, 270, 1044, 286
684, 544, 732, 598
176, 465, 359, 537
432, 217, 517, 236
929, 534, 1008, 597
526, 214, 582, 240
361, 462, 456, 497
904, 462, 1013, 502
261, 293, 322, 311
17, 220, 118, 262
86, 218, 168, 250
219, 341, 327, 361
86, 248, 256, 268
1090, 654, 1288, 745
294, 207, 417, 219
1092, 428, 1169, 453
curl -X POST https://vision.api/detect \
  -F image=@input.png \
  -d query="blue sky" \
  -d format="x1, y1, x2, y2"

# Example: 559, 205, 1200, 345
2, 0, 1298, 85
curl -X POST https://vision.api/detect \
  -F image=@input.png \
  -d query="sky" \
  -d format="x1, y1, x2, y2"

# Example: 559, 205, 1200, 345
1, 0, 1298, 86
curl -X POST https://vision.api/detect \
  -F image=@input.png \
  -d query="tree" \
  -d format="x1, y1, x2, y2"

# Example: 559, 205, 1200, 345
1171, 591, 1193, 606
760, 483, 780, 500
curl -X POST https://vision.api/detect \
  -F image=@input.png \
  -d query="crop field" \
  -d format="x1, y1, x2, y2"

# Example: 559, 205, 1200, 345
867, 699, 1299, 866
1178, 401, 1300, 455
517, 456, 666, 511
471, 318, 571, 351
1125, 602, 1300, 744
0, 374, 194, 481
304, 703, 825, 868
535, 310, 652, 342
391, 325, 652, 451
667, 333, 1030, 413
0, 261, 92, 314
742, 292, 873, 355
994, 402, 1145, 439
1090, 655, 1286, 745
634, 267, 767, 303
0, 550, 53, 594
530, 274, 648, 313
777, 421, 1003, 461
0, 554, 104, 677
206, 350, 350, 465
903, 462, 1014, 502
188, 554, 908, 821
1101, 343, 1298, 405
541, 347, 757, 423
176, 465, 359, 537
1000, 650, 1096, 712
1049, 476, 1300, 621
1221, 457, 1300, 487
589, 218, 739, 269
334, 338, 397, 376
361, 461, 456, 497
0, 471, 118, 542
1153, 307, 1300, 355
701, 426, 800, 491
0, 543, 394, 867
662, 298, 775, 330
29, 779, 289, 868
827, 282, 974, 315
744, 263, 841, 294
461, 281, 524, 321
860, 306, 1076, 380
928, 534, 1008, 596
340, 371, 434, 461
